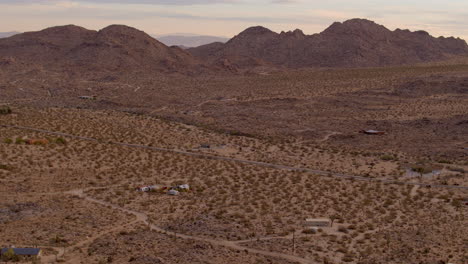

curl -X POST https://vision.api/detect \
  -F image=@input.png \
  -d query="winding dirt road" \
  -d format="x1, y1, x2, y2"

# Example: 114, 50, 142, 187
68, 189, 312, 264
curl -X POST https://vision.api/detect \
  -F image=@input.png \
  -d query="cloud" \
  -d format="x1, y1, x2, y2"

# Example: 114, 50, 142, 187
0, 0, 242, 5
271, 0, 300, 3
0, 0, 467, 40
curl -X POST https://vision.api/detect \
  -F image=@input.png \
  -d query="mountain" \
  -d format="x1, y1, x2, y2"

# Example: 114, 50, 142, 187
0, 25, 206, 74
188, 18, 468, 68
1, 20, 467, 75
0, 31, 20, 38
155, 34, 229, 48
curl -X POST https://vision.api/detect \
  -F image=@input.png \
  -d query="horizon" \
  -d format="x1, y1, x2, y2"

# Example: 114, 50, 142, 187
1, 1, 468, 40
2, 19, 468, 42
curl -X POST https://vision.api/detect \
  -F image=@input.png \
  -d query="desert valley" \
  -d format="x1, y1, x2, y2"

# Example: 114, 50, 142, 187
0, 18, 467, 264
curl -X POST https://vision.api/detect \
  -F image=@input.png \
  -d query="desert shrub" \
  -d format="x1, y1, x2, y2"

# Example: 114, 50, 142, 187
451, 199, 461, 208
0, 106, 12, 115
55, 137, 67, 144
50, 234, 67, 244
336, 247, 347, 254
0, 164, 12, 171
3, 138, 12, 144
1, 248, 19, 261
411, 166, 432, 174
302, 228, 317, 234
437, 159, 452, 164
15, 138, 25, 144
342, 253, 355, 262
380, 155, 395, 161
338, 226, 348, 233
447, 166, 465, 173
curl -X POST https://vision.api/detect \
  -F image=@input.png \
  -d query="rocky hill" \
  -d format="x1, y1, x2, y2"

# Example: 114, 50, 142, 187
189, 18, 468, 68
0, 25, 206, 74
0, 20, 467, 75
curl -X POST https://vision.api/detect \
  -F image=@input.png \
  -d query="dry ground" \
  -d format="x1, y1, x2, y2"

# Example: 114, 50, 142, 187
1, 59, 467, 164
0, 107, 466, 264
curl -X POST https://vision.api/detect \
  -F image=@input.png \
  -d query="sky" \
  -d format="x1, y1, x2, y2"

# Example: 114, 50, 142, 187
0, 0, 468, 40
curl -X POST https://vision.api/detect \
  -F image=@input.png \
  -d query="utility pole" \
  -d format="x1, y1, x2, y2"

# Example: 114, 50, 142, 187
292, 229, 296, 255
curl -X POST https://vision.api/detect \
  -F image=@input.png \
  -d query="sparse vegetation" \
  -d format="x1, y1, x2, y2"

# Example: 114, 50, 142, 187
0, 62, 466, 263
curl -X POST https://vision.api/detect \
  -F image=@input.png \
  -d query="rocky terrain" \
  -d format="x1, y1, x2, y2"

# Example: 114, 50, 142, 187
189, 19, 468, 69
0, 25, 206, 74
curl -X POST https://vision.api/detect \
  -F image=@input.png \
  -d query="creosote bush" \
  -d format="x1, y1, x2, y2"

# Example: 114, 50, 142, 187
0, 106, 12, 115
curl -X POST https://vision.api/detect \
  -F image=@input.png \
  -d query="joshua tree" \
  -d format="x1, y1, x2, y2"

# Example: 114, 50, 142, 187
412, 167, 425, 180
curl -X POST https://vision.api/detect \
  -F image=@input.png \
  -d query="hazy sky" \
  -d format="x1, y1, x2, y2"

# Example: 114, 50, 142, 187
1, 0, 468, 39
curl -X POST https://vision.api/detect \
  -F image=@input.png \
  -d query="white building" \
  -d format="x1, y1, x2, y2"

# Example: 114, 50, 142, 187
177, 184, 190, 190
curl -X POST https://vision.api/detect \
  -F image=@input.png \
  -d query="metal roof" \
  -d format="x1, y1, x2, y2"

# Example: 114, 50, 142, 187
305, 218, 331, 222
1, 248, 41, 255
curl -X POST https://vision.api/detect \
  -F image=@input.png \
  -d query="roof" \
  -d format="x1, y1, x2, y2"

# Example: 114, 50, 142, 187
306, 218, 331, 222
360, 130, 386, 135
1, 248, 41, 256
168, 189, 180, 195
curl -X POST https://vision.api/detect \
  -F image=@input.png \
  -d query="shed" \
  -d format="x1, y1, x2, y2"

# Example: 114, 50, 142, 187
304, 218, 331, 227
177, 184, 190, 190
1, 248, 42, 257
360, 130, 385, 135
136, 186, 150, 192
148, 185, 162, 191
168, 189, 180, 196
78, 95, 97, 100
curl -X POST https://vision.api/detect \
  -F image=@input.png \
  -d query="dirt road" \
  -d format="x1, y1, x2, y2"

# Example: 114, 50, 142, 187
69, 188, 313, 264
2, 124, 466, 191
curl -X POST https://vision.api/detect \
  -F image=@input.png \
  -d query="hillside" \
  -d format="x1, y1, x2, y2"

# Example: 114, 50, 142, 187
189, 18, 468, 68
0, 25, 206, 74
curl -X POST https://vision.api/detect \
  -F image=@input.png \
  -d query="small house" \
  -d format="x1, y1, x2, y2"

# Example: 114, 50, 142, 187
1, 248, 42, 258
304, 218, 331, 227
